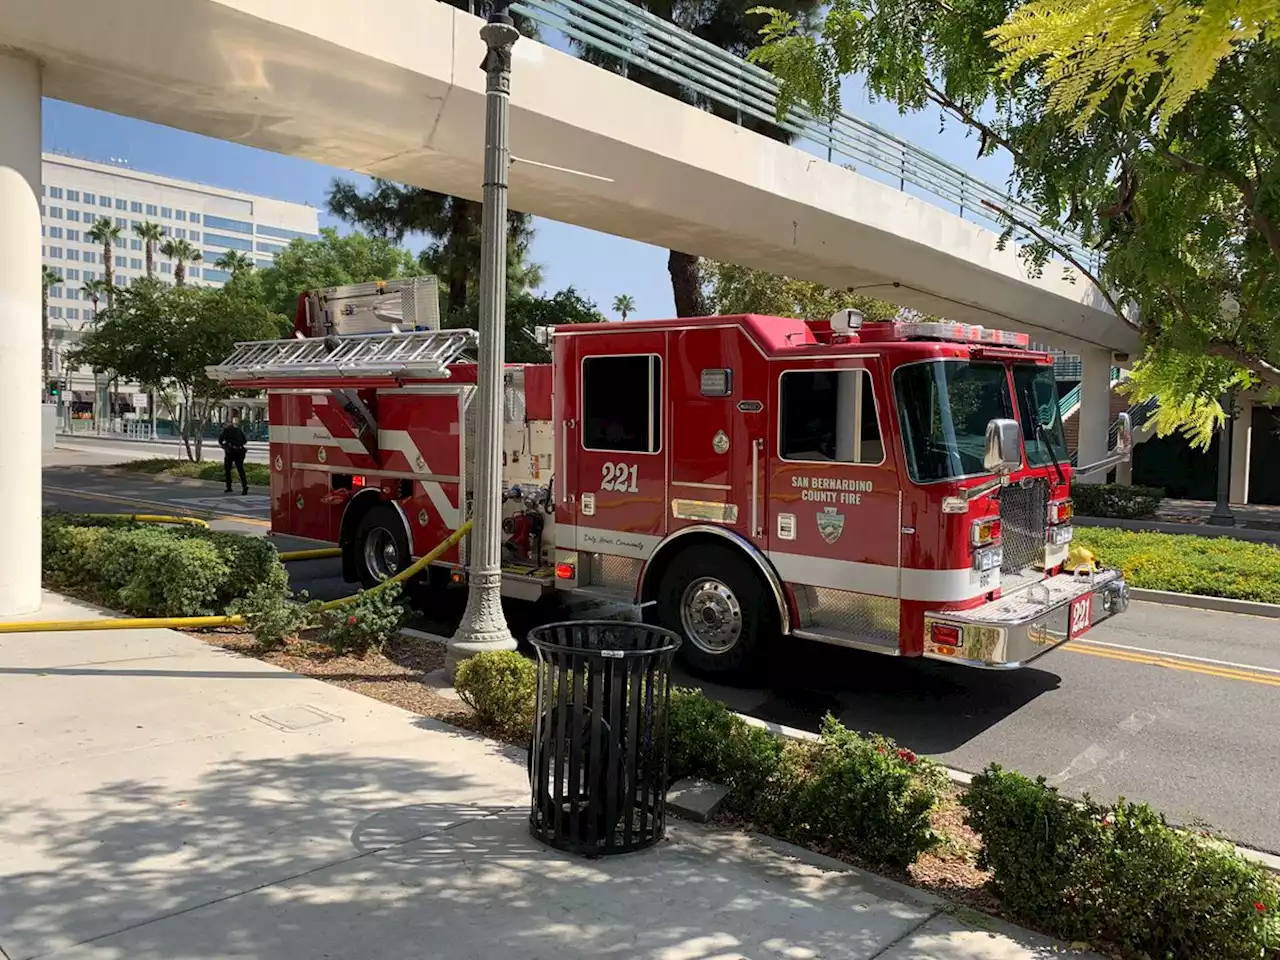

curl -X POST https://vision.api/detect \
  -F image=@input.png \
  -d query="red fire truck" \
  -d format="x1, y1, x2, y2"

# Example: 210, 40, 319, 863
208, 300, 1132, 678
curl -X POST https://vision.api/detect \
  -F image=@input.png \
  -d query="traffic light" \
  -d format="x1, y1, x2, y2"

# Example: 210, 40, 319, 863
48, 381, 59, 400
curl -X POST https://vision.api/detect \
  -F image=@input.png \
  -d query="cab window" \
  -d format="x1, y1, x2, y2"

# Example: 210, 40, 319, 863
582, 354, 662, 453
779, 369, 883, 464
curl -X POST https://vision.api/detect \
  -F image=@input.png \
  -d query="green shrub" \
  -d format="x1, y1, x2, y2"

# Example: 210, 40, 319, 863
200, 530, 289, 606
229, 585, 318, 651
1074, 528, 1280, 603
454, 650, 538, 737
964, 765, 1280, 958
317, 583, 407, 656
1071, 483, 1164, 519
667, 687, 784, 814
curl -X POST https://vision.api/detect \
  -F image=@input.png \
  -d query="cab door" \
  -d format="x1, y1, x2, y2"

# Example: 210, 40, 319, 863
572, 331, 669, 554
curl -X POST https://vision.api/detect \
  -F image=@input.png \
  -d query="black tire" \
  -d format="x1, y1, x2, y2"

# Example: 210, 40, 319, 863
652, 543, 778, 680
351, 503, 411, 589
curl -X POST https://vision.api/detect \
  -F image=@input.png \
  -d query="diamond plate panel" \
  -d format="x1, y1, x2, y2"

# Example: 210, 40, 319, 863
810, 588, 900, 645
586, 553, 643, 590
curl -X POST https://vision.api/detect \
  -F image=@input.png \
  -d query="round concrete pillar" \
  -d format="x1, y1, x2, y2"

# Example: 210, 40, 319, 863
0, 54, 44, 615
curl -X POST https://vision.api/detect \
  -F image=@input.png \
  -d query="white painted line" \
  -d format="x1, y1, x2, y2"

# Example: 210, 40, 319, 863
1075, 638, 1280, 676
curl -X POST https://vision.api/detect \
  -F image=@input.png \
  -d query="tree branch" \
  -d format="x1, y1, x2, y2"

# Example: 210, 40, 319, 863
1159, 148, 1280, 264
1207, 340, 1280, 390
923, 82, 1026, 166
979, 198, 1125, 319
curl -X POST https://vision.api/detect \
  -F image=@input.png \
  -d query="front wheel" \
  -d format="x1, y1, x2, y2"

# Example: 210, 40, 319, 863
652, 544, 778, 680
352, 504, 411, 589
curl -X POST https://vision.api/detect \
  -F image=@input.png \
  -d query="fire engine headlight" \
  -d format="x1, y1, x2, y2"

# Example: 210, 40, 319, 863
971, 517, 1003, 546
1048, 499, 1074, 524
1047, 524, 1074, 546
973, 544, 1003, 572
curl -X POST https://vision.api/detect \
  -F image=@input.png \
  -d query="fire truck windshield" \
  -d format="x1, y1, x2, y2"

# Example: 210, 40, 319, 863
895, 361, 1015, 483
1012, 364, 1069, 469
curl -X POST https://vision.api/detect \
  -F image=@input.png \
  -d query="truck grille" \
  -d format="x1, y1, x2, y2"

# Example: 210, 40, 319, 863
998, 479, 1048, 589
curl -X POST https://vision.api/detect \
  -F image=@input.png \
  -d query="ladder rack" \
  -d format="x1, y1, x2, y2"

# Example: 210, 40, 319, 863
206, 329, 478, 384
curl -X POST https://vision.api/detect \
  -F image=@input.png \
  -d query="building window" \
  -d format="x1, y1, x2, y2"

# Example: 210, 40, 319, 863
66, 229, 79, 242
160, 206, 172, 219
188, 266, 201, 278
581, 355, 663, 453
48, 246, 63, 259
115, 217, 127, 229
83, 192, 95, 205
53, 266, 64, 278
130, 239, 142, 251
66, 269, 79, 281
50, 307, 63, 319
100, 196, 112, 208
256, 224, 319, 242
67, 308, 79, 320
145, 204, 157, 216
189, 230, 201, 242
65, 287, 78, 300
67, 209, 80, 222
256, 241, 286, 255
50, 286, 63, 298
202, 268, 230, 283
202, 214, 253, 234
115, 255, 127, 267
189, 212, 201, 223
130, 201, 142, 213
83, 270, 96, 280
204, 232, 254, 251
66, 249, 80, 262
174, 228, 186, 240
66, 190, 79, 202
48, 226, 63, 239
84, 252, 97, 264
255, 258, 274, 269
130, 258, 143, 270
49, 206, 63, 219
116, 198, 127, 210
779, 369, 883, 464
161, 262, 172, 274
48, 187, 63, 200
175, 210, 186, 221
131, 220, 141, 230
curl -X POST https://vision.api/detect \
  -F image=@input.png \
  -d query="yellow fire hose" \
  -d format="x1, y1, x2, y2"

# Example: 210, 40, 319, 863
277, 547, 343, 562
0, 520, 473, 633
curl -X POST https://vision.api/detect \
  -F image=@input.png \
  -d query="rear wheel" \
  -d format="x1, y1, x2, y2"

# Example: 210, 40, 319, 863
653, 544, 778, 679
352, 504, 410, 589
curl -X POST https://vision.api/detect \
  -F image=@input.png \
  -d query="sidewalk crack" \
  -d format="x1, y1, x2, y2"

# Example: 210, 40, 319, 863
866, 905, 943, 960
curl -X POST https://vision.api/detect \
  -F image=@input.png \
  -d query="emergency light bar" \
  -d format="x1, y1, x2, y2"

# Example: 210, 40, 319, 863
861, 321, 1030, 348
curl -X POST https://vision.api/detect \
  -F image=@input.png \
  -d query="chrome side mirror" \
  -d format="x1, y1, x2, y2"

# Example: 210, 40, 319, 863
984, 418, 1023, 474
1115, 411, 1132, 456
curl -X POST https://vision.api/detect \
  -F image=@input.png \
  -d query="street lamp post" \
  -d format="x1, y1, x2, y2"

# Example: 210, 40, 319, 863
1208, 391, 1236, 527
447, 0, 521, 676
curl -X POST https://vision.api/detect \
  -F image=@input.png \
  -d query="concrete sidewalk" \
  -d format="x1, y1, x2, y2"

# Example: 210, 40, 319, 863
0, 594, 1100, 960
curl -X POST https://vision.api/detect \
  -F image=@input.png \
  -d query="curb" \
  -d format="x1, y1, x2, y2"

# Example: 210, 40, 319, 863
1129, 588, 1280, 619
1076, 515, 1280, 545
738, 713, 1280, 874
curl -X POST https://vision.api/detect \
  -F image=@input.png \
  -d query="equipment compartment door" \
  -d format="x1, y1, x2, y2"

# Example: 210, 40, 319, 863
572, 330, 669, 556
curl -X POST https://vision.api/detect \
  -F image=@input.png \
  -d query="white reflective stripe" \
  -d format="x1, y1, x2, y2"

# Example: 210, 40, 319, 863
269, 424, 367, 455
377, 430, 460, 529
768, 551, 995, 603
555, 524, 662, 560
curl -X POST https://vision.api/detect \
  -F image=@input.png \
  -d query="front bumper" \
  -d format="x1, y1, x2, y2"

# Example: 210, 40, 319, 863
923, 570, 1129, 669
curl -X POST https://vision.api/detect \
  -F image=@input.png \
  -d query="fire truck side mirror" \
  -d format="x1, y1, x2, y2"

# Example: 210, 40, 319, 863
1115, 411, 1133, 455
984, 418, 1022, 475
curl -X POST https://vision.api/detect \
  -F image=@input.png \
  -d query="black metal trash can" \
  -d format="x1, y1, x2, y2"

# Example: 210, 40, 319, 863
526, 620, 682, 856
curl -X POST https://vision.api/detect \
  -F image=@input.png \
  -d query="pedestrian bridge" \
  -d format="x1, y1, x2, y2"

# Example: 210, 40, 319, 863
2, 0, 1138, 357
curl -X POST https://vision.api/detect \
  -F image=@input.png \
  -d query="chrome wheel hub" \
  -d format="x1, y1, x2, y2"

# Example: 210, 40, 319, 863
679, 578, 742, 655
363, 527, 400, 580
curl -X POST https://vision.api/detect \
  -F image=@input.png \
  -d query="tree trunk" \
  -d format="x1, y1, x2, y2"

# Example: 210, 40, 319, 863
145, 243, 154, 278
445, 201, 472, 315
103, 243, 114, 307
668, 251, 707, 317
41, 288, 50, 395
175, 260, 186, 286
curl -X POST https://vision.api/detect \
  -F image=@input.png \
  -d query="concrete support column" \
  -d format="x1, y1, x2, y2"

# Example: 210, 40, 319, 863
0, 53, 44, 615
1075, 347, 1112, 483
1230, 397, 1253, 504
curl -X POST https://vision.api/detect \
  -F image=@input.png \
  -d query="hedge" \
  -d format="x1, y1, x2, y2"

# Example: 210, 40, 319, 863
1073, 527, 1280, 604
1072, 483, 1165, 520
42, 514, 287, 617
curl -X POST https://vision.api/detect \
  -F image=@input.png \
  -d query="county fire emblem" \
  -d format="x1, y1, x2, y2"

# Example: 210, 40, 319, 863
817, 507, 845, 544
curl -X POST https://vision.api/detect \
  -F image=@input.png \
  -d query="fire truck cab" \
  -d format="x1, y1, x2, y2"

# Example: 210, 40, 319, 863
208, 305, 1132, 679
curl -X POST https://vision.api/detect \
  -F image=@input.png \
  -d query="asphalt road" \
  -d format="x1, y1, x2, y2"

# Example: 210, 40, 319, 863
41, 458, 1280, 855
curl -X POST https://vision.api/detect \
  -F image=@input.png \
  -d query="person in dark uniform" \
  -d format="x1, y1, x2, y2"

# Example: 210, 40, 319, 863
218, 415, 249, 495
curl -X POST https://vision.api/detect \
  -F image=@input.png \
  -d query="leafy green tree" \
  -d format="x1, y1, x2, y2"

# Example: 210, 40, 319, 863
749, 0, 1280, 446
572, 0, 822, 316
447, 286, 606, 362
255, 227, 419, 317
703, 261, 923, 322
42, 265, 61, 392
159, 238, 203, 286
133, 221, 164, 277
612, 293, 636, 320
68, 279, 285, 460
86, 218, 123, 306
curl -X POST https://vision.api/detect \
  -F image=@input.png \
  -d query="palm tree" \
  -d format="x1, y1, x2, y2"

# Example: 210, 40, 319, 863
41, 265, 61, 394
160, 238, 202, 285
213, 249, 254, 277
133, 221, 164, 277
86, 217, 123, 307
612, 294, 636, 321
80, 277, 111, 318
79, 277, 112, 427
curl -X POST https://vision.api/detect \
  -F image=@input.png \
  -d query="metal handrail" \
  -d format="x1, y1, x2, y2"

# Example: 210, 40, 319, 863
1058, 367, 1120, 418
1068, 396, 1157, 467
510, 0, 1098, 270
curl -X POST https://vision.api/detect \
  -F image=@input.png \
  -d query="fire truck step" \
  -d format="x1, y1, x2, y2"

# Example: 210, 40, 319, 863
791, 627, 901, 656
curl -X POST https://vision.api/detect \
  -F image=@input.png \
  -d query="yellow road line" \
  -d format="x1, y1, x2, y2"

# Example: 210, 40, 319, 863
1068, 642, 1280, 688
44, 485, 272, 529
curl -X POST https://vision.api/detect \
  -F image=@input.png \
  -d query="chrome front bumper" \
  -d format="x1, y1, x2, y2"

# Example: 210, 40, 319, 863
923, 570, 1129, 669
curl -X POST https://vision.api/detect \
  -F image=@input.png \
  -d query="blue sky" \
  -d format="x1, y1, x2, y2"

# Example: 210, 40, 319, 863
42, 53, 1013, 322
